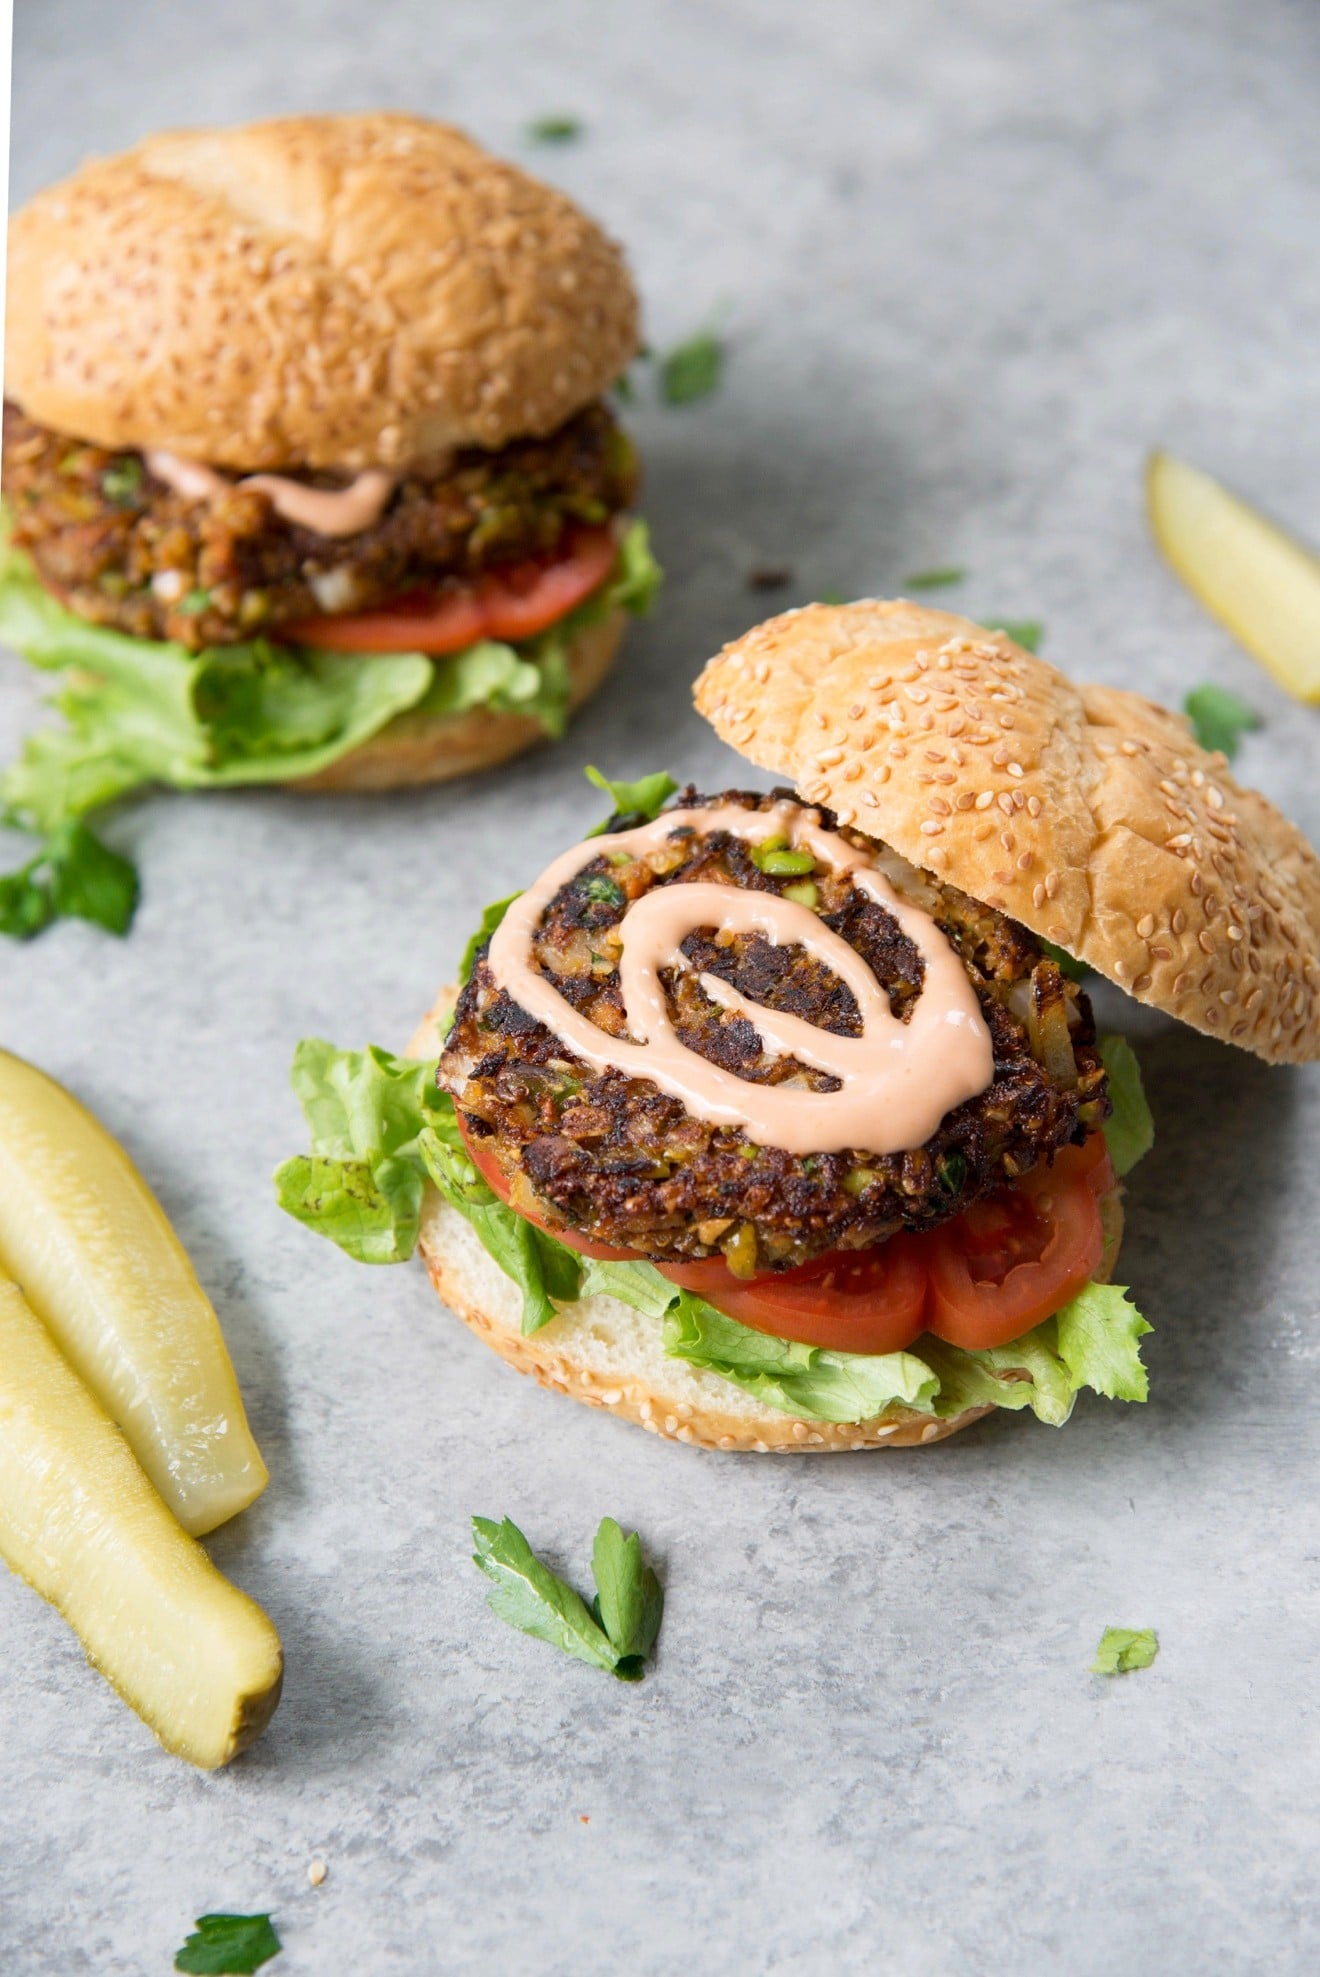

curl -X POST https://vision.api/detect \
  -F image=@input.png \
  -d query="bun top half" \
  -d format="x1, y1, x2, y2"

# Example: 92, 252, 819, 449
696, 601, 1320, 1065
5, 113, 638, 471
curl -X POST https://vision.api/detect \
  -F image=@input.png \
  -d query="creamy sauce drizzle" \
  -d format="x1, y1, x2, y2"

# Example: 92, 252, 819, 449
146, 450, 396, 538
486, 803, 995, 1157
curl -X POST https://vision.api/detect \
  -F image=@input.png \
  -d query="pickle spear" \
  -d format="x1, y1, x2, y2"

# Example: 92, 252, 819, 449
0, 1049, 267, 1536
1147, 450, 1320, 703
0, 1273, 282, 1768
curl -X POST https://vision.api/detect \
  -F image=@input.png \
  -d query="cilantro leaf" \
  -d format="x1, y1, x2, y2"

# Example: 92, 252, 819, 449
985, 618, 1044, 652
419, 1128, 582, 1333
1183, 683, 1260, 760
174, 1912, 281, 1974
524, 114, 582, 143
1091, 1626, 1159, 1675
659, 330, 724, 406
1097, 1034, 1155, 1177
584, 764, 677, 834
904, 566, 966, 590
591, 1517, 664, 1677
0, 819, 138, 941
472, 1516, 621, 1673
273, 1041, 455, 1263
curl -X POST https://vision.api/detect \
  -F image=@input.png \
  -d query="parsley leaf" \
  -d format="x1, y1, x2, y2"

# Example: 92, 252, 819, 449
0, 819, 138, 941
815, 587, 847, 606
659, 329, 724, 406
1183, 683, 1260, 760
473, 1515, 662, 1678
986, 618, 1044, 652
1091, 1626, 1159, 1675
174, 1912, 281, 1974
584, 764, 677, 834
904, 566, 966, 590
524, 114, 582, 144
591, 1517, 664, 1678
420, 1129, 581, 1333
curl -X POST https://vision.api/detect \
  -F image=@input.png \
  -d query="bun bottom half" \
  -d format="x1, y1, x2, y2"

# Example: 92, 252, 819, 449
291, 608, 624, 794
409, 1000, 1124, 1454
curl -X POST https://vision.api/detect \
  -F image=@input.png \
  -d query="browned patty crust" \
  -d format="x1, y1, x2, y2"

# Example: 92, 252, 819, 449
2, 400, 636, 652
439, 789, 1111, 1271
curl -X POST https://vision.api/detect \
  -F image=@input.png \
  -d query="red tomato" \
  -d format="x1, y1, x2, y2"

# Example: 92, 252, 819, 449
657, 1238, 931, 1355
922, 1140, 1106, 1350
279, 526, 618, 654
455, 1112, 635, 1262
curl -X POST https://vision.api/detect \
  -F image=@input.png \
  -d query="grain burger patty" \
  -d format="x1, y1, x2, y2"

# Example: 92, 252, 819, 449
279, 604, 1320, 1452
2, 400, 637, 653
0, 112, 655, 823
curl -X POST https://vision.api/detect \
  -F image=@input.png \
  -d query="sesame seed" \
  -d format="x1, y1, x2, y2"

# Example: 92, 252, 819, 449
975, 791, 995, 810
1033, 883, 1047, 907
921, 1422, 941, 1443
1133, 972, 1153, 993
920, 820, 943, 835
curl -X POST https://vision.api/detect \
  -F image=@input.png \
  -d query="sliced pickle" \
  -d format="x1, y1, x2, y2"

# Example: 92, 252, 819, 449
0, 1273, 282, 1769
1147, 450, 1320, 703
0, 1049, 267, 1536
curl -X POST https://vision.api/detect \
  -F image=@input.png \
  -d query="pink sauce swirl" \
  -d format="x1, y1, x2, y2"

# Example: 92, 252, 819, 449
486, 802, 994, 1157
146, 451, 396, 538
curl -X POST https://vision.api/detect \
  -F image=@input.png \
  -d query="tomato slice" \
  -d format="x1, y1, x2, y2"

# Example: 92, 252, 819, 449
658, 1239, 931, 1355
922, 1140, 1106, 1350
279, 525, 618, 654
454, 1112, 635, 1262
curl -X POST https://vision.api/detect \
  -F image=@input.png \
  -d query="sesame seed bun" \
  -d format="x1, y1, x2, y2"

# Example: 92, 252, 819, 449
5, 113, 638, 470
696, 601, 1320, 1065
289, 608, 623, 793
406, 998, 1126, 1451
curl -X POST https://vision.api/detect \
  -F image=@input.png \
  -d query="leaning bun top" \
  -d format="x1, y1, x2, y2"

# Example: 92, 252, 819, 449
5, 113, 638, 470
696, 601, 1320, 1064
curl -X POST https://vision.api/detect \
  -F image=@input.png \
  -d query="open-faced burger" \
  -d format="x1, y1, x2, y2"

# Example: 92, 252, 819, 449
279, 604, 1320, 1450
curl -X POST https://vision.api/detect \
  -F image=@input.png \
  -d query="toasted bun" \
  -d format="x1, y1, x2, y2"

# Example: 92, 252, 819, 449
6, 113, 638, 470
291, 609, 622, 793
407, 999, 1124, 1452
697, 601, 1320, 1065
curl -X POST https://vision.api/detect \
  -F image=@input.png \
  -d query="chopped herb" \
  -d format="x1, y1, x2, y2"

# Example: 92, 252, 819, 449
611, 370, 636, 404
1091, 1626, 1159, 1675
174, 1912, 282, 1974
1040, 937, 1088, 981
524, 114, 582, 144
100, 458, 143, 507
472, 1514, 662, 1679
986, 618, 1044, 652
747, 565, 794, 591
936, 1151, 967, 1195
579, 873, 625, 908
1183, 683, 1261, 760
584, 764, 677, 834
659, 329, 724, 406
0, 820, 138, 941
815, 587, 847, 606
179, 588, 212, 616
782, 880, 819, 908
904, 566, 966, 590
842, 1167, 873, 1196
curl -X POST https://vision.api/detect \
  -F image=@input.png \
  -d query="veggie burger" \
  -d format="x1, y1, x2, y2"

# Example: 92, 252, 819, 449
0, 112, 655, 830
280, 603, 1320, 1450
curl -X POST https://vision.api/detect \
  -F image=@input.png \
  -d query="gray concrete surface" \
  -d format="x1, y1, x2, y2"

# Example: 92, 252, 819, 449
3, 2, 1320, 1970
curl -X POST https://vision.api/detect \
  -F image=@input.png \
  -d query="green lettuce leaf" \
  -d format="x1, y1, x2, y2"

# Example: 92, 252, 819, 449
1091, 1626, 1159, 1675
662, 1290, 942, 1423
418, 1126, 582, 1333
1098, 1034, 1155, 1176
273, 1042, 454, 1263
1055, 1282, 1151, 1400
414, 636, 572, 737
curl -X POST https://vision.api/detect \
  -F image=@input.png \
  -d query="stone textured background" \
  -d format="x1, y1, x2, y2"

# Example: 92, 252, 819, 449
3, 3, 1319, 1970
